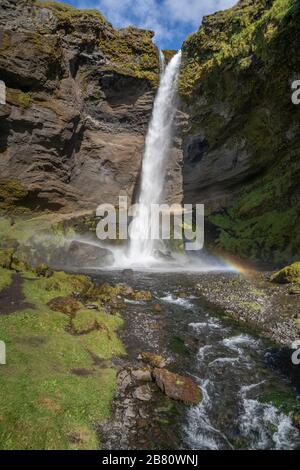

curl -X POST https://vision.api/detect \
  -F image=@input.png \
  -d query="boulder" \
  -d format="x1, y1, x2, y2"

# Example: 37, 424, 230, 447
130, 290, 152, 301
152, 368, 202, 405
67, 240, 114, 268
130, 367, 152, 382
139, 352, 166, 368
271, 262, 300, 284
133, 385, 152, 402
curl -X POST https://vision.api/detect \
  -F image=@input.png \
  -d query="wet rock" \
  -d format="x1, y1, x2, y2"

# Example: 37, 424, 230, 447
117, 369, 132, 394
133, 385, 152, 402
68, 241, 114, 268
152, 303, 162, 312
139, 352, 166, 368
152, 368, 202, 405
130, 367, 152, 382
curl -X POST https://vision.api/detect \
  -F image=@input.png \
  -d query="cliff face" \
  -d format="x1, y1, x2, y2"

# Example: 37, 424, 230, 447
180, 0, 300, 265
0, 0, 182, 214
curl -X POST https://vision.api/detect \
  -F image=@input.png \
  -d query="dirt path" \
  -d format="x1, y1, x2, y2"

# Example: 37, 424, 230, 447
0, 274, 34, 314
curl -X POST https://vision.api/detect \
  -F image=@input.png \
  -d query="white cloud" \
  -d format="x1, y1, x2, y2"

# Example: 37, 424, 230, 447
75, 0, 238, 47
165, 0, 237, 26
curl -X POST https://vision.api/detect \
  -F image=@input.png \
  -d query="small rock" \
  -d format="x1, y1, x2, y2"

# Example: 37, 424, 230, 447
133, 385, 152, 402
152, 368, 202, 405
139, 352, 166, 368
153, 303, 162, 312
130, 290, 152, 301
131, 368, 152, 382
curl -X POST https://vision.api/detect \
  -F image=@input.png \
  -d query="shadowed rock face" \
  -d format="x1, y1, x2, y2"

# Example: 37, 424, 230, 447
0, 0, 183, 213
180, 0, 300, 264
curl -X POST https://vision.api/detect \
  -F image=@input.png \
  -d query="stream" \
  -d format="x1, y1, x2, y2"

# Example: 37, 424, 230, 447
92, 270, 300, 450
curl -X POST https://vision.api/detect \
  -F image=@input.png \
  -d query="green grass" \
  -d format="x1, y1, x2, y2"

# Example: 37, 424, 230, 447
0, 270, 125, 449
0, 267, 12, 291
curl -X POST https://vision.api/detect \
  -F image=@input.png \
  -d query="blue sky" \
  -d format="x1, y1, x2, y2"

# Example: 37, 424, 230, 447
57, 0, 237, 49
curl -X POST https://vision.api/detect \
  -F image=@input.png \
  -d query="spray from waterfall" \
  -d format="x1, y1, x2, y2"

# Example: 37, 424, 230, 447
128, 50, 182, 264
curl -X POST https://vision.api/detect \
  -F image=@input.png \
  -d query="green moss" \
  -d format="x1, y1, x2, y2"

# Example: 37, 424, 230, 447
271, 262, 300, 284
0, 180, 29, 213
0, 267, 12, 292
130, 290, 152, 301
98, 27, 159, 84
34, 0, 107, 24
6, 89, 31, 108
237, 301, 261, 313
0, 269, 125, 450
0, 248, 14, 270
180, 0, 299, 266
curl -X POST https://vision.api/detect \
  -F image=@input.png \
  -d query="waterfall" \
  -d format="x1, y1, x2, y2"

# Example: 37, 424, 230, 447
128, 50, 182, 264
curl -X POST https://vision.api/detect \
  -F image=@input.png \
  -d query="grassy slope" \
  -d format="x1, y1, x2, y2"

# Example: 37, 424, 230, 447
0, 268, 125, 450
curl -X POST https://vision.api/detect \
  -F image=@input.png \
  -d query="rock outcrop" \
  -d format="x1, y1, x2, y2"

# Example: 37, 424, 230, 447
180, 0, 300, 265
0, 0, 182, 215
271, 261, 300, 284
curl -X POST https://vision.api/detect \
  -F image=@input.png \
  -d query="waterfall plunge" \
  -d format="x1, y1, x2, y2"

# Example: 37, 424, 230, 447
128, 50, 182, 265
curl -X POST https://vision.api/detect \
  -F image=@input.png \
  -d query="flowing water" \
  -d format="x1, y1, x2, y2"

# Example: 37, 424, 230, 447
91, 50, 300, 449
94, 271, 300, 450
127, 51, 182, 265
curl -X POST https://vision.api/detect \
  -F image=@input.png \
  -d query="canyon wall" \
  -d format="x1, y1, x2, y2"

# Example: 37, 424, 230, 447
180, 0, 300, 265
0, 0, 182, 215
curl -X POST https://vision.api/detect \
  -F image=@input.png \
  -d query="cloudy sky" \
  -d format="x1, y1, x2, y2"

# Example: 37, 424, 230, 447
59, 0, 237, 49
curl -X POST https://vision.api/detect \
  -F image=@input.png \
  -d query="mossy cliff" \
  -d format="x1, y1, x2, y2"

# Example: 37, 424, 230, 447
180, 0, 300, 265
0, 0, 162, 215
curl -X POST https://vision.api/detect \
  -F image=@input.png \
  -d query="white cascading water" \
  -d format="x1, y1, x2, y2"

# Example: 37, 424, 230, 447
128, 50, 182, 265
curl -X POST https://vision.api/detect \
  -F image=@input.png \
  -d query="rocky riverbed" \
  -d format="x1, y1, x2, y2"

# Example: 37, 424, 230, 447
92, 270, 300, 450
195, 271, 300, 347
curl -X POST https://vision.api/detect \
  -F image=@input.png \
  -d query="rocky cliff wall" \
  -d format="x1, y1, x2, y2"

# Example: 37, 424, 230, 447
180, 0, 300, 265
0, 0, 183, 215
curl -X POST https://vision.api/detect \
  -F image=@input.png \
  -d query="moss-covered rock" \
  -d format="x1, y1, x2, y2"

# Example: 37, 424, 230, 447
139, 352, 166, 368
129, 290, 152, 301
98, 25, 159, 83
47, 295, 82, 317
271, 262, 300, 284
34, 0, 107, 26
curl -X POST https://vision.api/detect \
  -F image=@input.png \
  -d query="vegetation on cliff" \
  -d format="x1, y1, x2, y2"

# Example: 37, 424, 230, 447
180, 0, 300, 265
